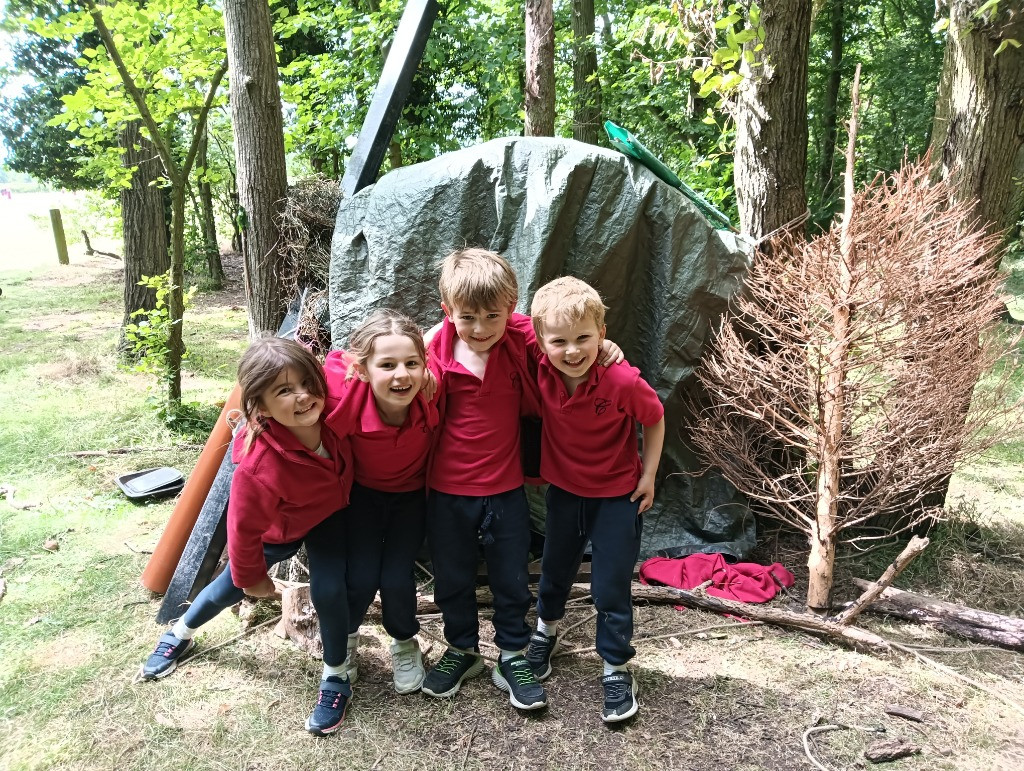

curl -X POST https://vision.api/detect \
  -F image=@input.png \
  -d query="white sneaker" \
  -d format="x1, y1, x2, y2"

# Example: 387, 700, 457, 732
390, 637, 425, 694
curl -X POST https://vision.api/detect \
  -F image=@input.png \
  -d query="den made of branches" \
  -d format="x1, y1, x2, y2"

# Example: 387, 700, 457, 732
689, 151, 1020, 612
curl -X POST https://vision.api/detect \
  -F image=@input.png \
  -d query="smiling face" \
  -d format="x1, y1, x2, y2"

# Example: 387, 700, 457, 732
442, 302, 513, 354
357, 333, 427, 420
257, 366, 324, 430
537, 313, 606, 388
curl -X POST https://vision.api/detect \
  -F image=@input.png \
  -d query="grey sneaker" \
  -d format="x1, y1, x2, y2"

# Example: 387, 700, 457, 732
492, 654, 548, 710
390, 637, 425, 694
140, 631, 195, 680
601, 672, 638, 723
525, 630, 557, 681
421, 648, 484, 698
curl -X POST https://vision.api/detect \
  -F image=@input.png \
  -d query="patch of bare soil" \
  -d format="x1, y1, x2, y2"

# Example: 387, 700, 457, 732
192, 251, 247, 313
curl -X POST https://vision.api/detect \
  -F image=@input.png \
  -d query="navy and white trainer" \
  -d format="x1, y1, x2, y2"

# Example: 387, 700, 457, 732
140, 631, 195, 680
524, 630, 558, 681
305, 675, 351, 736
601, 671, 639, 723
492, 655, 548, 710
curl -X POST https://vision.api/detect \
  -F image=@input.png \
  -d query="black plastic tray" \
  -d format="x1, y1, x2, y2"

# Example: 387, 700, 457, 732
115, 467, 184, 500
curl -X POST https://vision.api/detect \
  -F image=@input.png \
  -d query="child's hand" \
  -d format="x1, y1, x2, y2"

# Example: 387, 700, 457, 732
422, 367, 438, 400
243, 575, 281, 600
598, 338, 624, 366
630, 474, 656, 514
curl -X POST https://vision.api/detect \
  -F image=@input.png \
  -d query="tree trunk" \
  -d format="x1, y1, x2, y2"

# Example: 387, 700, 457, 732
815, 0, 844, 206
118, 120, 169, 357
928, 1, 1024, 241
570, 0, 600, 144
733, 0, 812, 240
852, 579, 1024, 651
167, 184, 186, 407
524, 0, 555, 137
198, 129, 224, 289
223, 0, 289, 337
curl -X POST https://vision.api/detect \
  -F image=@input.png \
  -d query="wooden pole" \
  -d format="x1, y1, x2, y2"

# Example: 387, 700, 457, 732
49, 209, 69, 265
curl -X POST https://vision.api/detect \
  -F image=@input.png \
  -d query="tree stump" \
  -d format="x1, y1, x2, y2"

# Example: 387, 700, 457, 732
274, 584, 323, 658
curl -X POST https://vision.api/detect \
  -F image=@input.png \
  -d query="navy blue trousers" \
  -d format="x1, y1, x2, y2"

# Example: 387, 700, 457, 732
536, 485, 643, 666
426, 487, 532, 652
345, 482, 426, 640
181, 507, 349, 666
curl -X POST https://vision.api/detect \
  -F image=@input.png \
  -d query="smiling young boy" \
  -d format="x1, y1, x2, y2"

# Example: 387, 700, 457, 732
524, 276, 665, 723
421, 249, 623, 712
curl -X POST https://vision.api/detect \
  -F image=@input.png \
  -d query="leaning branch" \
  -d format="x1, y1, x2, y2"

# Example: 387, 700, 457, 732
835, 535, 928, 625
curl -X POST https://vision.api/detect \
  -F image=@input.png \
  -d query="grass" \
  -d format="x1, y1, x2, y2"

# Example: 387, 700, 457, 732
2, 218, 1024, 769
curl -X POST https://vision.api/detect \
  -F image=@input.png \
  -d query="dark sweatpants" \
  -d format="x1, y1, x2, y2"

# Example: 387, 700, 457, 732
536, 485, 643, 666
426, 487, 532, 652
345, 482, 426, 641
181, 507, 350, 666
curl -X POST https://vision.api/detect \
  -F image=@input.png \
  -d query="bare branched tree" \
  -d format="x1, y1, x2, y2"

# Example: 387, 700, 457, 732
689, 72, 1021, 612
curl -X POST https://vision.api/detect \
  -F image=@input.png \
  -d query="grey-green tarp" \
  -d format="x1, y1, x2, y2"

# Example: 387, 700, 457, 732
329, 136, 756, 558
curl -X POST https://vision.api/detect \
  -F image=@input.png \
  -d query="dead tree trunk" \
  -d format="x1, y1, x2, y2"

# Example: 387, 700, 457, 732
852, 579, 1024, 651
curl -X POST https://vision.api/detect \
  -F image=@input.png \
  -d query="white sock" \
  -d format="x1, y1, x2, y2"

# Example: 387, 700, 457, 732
171, 619, 198, 641
603, 661, 628, 676
322, 661, 349, 679
537, 619, 558, 637
500, 649, 522, 662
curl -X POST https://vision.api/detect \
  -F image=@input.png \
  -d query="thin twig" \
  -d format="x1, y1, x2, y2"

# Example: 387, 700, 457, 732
900, 645, 1010, 654
171, 615, 282, 673
891, 641, 1024, 717
59, 445, 202, 457
460, 721, 478, 770
556, 621, 764, 657
802, 723, 846, 771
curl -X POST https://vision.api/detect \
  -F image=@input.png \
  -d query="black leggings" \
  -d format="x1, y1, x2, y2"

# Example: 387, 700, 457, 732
181, 508, 349, 666
345, 483, 426, 640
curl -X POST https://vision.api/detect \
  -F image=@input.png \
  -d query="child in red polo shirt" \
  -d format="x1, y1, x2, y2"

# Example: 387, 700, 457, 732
524, 276, 665, 724
420, 249, 623, 711
322, 309, 439, 697
139, 338, 356, 737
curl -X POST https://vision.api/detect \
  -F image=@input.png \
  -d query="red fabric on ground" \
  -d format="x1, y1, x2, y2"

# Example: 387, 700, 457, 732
639, 553, 794, 604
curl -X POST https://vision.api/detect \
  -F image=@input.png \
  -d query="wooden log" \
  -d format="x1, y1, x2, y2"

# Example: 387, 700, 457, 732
629, 582, 893, 651
864, 739, 921, 763
836, 535, 928, 625
274, 585, 323, 658
851, 579, 1024, 651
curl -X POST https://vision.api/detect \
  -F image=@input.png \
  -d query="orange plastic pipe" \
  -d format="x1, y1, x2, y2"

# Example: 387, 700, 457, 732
141, 384, 241, 593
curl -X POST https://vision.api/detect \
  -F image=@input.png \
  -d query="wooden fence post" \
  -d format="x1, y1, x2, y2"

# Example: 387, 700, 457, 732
49, 209, 69, 265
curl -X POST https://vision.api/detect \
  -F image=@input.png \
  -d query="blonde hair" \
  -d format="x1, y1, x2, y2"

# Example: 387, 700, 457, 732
237, 337, 326, 453
438, 247, 518, 311
530, 276, 607, 336
347, 308, 426, 366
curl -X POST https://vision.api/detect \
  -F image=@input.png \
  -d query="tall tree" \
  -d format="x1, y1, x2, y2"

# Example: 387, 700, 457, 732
815, 0, 846, 206
118, 120, 170, 355
929, 0, 1024, 243
223, 0, 290, 336
570, 0, 601, 144
525, 0, 555, 136
733, 0, 812, 239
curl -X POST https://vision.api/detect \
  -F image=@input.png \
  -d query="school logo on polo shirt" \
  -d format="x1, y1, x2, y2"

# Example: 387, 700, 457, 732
594, 397, 612, 415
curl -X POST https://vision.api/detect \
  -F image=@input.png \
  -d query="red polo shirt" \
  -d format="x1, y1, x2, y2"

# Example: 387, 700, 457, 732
323, 350, 439, 493
536, 357, 664, 498
228, 419, 352, 588
427, 312, 540, 495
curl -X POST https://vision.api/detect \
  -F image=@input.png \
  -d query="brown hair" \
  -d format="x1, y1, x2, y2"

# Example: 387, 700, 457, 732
530, 276, 607, 337
346, 308, 426, 367
438, 247, 518, 311
237, 337, 326, 453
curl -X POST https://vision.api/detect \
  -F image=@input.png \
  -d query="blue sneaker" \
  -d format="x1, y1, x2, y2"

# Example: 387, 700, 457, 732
601, 672, 638, 723
140, 631, 195, 680
305, 676, 351, 736
492, 654, 548, 710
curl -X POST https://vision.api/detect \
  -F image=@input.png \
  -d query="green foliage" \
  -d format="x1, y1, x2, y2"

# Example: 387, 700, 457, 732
122, 272, 196, 401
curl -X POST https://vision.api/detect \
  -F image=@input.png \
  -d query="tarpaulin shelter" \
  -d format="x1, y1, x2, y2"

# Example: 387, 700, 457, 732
329, 136, 757, 558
